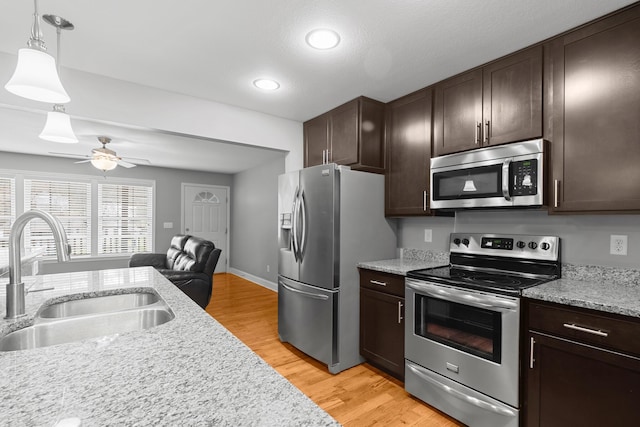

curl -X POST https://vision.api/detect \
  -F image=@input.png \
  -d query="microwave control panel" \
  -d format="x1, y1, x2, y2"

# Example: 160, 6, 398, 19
510, 159, 538, 196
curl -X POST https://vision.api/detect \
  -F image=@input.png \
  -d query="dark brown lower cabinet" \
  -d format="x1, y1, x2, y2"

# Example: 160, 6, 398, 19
526, 300, 640, 426
359, 269, 405, 380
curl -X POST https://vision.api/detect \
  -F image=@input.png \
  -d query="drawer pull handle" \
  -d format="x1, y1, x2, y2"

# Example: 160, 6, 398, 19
370, 280, 387, 287
563, 323, 608, 337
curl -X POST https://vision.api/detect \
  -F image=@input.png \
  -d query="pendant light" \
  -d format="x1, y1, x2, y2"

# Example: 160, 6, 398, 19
4, 0, 70, 104
39, 14, 77, 143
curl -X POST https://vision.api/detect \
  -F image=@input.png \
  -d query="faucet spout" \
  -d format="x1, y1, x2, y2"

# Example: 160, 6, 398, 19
5, 210, 71, 319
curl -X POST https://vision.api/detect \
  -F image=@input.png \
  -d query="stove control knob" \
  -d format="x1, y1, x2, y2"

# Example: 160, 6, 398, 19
540, 242, 551, 251
516, 241, 526, 249
528, 241, 538, 250
453, 238, 461, 246
462, 238, 470, 247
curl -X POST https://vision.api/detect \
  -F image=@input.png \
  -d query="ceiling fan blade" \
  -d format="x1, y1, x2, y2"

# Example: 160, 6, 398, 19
49, 152, 91, 160
121, 156, 151, 165
74, 159, 92, 164
117, 159, 137, 168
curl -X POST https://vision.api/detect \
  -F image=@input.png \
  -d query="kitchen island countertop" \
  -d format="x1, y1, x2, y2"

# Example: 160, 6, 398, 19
0, 267, 338, 426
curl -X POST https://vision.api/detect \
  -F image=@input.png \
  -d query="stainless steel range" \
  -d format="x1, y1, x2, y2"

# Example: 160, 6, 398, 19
405, 233, 561, 427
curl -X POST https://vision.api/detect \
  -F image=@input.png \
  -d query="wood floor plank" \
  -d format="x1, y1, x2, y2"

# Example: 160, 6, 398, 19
206, 273, 463, 426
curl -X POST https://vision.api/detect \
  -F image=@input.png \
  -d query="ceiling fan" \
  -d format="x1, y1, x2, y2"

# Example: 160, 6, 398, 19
50, 136, 151, 171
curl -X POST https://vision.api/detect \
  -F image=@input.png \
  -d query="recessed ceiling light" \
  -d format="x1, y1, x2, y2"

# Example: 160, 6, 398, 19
305, 29, 340, 50
253, 79, 280, 91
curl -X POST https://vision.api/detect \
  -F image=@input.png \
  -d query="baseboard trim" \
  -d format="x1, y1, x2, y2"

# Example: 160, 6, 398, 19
228, 268, 278, 292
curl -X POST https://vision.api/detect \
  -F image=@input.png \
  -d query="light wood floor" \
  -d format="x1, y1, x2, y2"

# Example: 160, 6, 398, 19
206, 273, 463, 426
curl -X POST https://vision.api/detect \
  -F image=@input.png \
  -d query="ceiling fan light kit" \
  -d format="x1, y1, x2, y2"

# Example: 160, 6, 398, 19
91, 156, 118, 172
4, 0, 70, 104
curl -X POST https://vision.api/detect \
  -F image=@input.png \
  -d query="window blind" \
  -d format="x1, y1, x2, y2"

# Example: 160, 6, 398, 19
98, 183, 153, 254
24, 179, 91, 256
0, 177, 16, 250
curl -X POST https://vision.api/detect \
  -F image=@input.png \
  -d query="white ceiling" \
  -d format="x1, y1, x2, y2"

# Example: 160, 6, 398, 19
0, 0, 636, 173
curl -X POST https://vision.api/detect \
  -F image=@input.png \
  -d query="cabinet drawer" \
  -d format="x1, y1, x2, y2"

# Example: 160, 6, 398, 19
359, 269, 404, 297
528, 300, 640, 356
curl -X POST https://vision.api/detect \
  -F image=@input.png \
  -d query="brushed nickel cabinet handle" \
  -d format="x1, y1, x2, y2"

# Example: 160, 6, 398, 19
398, 301, 404, 324
554, 179, 560, 208
563, 323, 608, 337
476, 122, 481, 144
370, 280, 387, 287
485, 120, 490, 144
529, 336, 535, 369
423, 190, 427, 211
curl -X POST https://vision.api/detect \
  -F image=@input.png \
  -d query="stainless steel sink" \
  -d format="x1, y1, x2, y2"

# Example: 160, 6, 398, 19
0, 292, 175, 352
37, 292, 160, 319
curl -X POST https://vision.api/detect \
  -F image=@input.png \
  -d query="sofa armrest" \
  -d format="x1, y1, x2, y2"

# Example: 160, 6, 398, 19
129, 253, 167, 269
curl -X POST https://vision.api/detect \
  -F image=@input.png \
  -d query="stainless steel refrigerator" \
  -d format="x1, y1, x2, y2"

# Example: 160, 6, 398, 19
278, 163, 397, 374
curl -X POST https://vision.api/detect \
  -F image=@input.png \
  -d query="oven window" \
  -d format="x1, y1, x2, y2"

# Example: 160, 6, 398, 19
432, 164, 502, 200
415, 295, 502, 363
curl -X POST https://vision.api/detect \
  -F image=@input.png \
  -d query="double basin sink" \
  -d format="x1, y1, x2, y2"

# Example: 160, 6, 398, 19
0, 291, 175, 352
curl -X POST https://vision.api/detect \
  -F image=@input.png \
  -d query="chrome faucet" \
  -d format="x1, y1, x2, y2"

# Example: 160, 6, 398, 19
5, 210, 71, 319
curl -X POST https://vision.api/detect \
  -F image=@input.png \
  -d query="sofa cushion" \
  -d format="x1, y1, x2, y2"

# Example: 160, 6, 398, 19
166, 234, 190, 269
172, 236, 214, 273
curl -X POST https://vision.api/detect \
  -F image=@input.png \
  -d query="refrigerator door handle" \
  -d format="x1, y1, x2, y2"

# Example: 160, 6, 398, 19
298, 190, 307, 261
280, 282, 330, 300
291, 187, 300, 261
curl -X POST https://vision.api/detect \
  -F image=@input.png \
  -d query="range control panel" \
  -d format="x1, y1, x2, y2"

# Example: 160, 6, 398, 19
450, 233, 559, 261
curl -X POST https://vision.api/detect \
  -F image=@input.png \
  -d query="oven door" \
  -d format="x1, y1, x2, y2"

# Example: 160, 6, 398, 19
405, 278, 521, 407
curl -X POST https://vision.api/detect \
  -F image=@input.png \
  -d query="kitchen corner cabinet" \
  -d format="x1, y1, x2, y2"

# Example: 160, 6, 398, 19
525, 300, 640, 427
549, 4, 640, 212
433, 46, 542, 157
359, 269, 405, 380
385, 88, 433, 216
304, 96, 385, 173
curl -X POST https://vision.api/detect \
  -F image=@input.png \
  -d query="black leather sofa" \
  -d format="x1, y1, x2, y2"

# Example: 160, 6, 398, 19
129, 235, 221, 309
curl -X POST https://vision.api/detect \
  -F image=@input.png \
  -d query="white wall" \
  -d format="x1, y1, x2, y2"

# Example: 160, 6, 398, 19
230, 156, 285, 286
0, 52, 304, 172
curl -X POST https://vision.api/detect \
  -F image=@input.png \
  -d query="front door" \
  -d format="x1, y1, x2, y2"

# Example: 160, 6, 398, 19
181, 184, 228, 273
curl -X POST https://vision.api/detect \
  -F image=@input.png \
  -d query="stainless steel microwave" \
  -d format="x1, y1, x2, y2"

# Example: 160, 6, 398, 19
430, 139, 546, 209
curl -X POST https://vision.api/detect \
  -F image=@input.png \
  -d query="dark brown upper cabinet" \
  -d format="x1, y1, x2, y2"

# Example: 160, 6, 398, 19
303, 96, 385, 173
549, 4, 640, 213
433, 46, 543, 157
385, 88, 433, 216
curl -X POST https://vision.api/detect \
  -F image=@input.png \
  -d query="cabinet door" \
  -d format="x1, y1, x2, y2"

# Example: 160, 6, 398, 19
329, 100, 359, 165
433, 69, 483, 156
550, 6, 640, 212
385, 89, 432, 216
526, 331, 640, 427
304, 114, 329, 168
483, 46, 542, 146
360, 287, 405, 380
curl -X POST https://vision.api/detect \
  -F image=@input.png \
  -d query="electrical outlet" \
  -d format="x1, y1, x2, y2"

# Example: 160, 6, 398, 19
610, 235, 628, 256
424, 229, 432, 243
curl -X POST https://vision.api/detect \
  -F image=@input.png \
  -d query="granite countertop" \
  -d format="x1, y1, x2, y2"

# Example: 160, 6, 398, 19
0, 267, 338, 426
523, 264, 640, 319
357, 249, 449, 276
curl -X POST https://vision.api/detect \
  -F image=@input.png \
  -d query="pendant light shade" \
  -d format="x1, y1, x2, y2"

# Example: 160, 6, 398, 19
91, 156, 118, 171
5, 48, 70, 104
39, 107, 78, 143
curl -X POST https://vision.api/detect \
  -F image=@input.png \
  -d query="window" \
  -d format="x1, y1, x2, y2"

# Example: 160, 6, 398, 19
0, 177, 16, 250
24, 178, 91, 256
98, 183, 153, 254
0, 171, 154, 258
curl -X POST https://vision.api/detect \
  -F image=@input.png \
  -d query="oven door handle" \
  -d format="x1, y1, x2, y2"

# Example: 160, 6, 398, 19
406, 361, 517, 418
406, 281, 518, 311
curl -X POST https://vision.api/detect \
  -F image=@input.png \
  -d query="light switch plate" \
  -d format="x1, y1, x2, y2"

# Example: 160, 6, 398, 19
424, 229, 432, 243
163, 222, 174, 229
